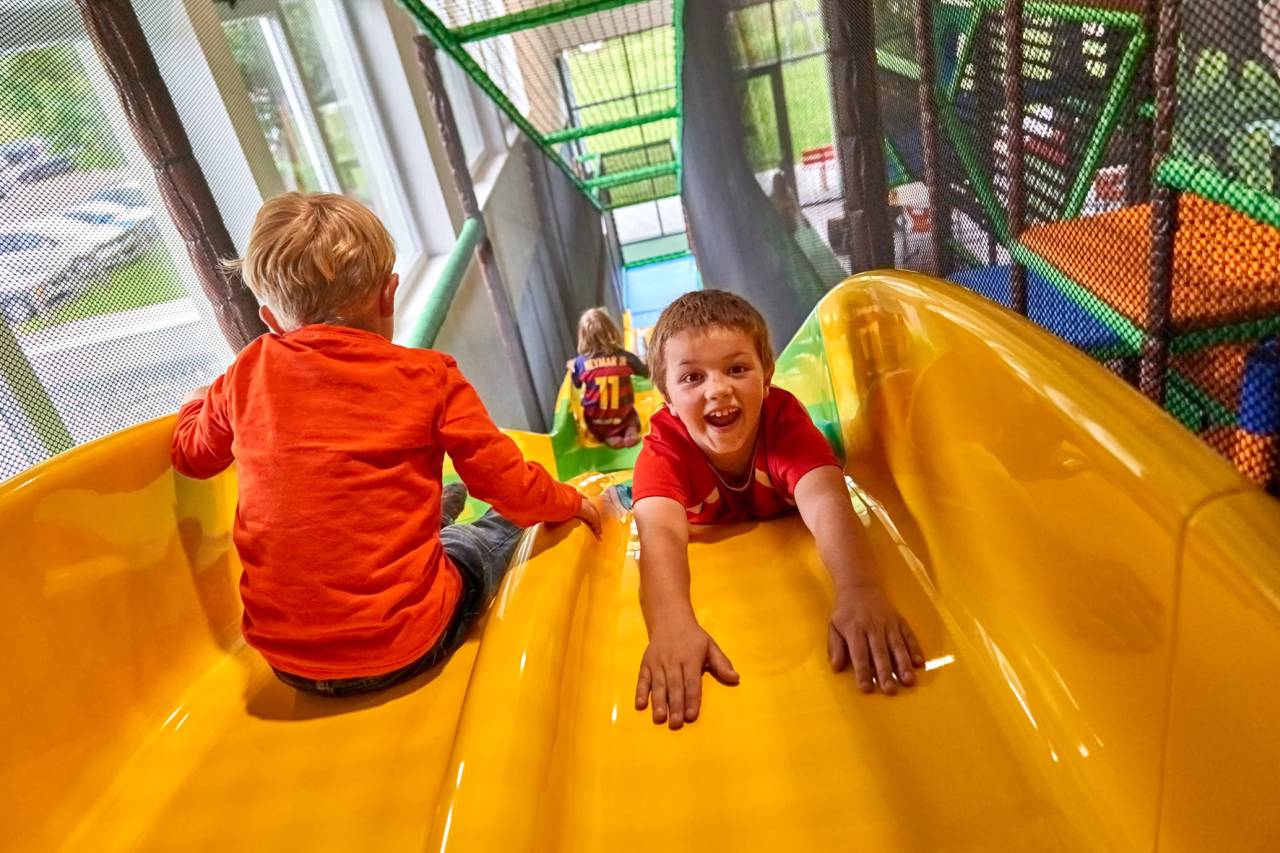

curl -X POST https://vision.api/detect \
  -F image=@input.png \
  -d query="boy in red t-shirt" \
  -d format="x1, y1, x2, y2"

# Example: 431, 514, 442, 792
631, 291, 924, 729
171, 192, 600, 697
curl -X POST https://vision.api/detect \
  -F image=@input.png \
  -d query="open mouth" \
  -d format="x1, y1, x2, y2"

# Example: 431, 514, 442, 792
704, 407, 741, 429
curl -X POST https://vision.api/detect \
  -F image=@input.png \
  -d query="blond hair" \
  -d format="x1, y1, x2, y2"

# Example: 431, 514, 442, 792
647, 290, 774, 397
232, 192, 394, 327
577, 307, 623, 357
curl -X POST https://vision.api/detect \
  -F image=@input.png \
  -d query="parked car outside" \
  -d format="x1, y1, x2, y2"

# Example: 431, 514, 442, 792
0, 137, 46, 166
28, 212, 141, 285
0, 230, 78, 321
16, 154, 74, 184
64, 200, 159, 243
85, 181, 147, 209
0, 136, 74, 185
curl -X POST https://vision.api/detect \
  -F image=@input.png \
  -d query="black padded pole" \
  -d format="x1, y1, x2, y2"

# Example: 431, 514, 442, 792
1139, 0, 1180, 402
823, 0, 894, 270
415, 36, 547, 431
913, 0, 951, 275
1002, 0, 1028, 315
75, 0, 266, 350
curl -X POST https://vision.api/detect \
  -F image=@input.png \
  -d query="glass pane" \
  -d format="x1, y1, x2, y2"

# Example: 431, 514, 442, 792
280, 0, 370, 201
729, 3, 779, 68
783, 55, 837, 155
777, 0, 827, 59
441, 59, 488, 169
220, 0, 419, 268
221, 14, 338, 194
741, 74, 783, 173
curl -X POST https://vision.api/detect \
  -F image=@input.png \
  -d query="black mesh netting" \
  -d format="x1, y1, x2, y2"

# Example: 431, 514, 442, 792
1, 2, 232, 481
679, 0, 1277, 491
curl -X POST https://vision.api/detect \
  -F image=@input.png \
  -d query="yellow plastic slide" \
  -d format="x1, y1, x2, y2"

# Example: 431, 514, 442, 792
3, 272, 1277, 851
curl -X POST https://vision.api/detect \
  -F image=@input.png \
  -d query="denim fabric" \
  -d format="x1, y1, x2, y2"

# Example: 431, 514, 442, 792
274, 510, 524, 697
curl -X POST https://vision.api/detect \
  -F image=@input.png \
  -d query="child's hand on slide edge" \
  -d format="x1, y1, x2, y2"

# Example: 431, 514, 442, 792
574, 495, 602, 537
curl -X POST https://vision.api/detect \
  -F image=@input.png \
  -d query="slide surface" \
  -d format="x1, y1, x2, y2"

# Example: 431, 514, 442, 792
3, 272, 1278, 852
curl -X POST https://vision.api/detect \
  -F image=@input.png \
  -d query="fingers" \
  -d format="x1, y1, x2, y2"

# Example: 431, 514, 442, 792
577, 498, 602, 537
849, 627, 874, 693
635, 663, 651, 711
666, 663, 686, 730
902, 622, 926, 668
682, 663, 702, 724
828, 623, 849, 672
707, 640, 740, 685
888, 625, 917, 687
650, 667, 668, 725
867, 628, 898, 695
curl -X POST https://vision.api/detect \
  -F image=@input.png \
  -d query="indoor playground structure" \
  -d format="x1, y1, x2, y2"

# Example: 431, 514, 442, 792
2, 0, 1280, 851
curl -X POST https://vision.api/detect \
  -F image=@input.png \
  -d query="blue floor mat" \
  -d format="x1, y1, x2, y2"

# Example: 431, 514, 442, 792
949, 265, 1125, 353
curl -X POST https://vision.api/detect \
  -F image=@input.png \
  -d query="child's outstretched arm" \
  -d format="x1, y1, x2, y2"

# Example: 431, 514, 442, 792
439, 360, 599, 535
633, 496, 739, 730
794, 466, 924, 695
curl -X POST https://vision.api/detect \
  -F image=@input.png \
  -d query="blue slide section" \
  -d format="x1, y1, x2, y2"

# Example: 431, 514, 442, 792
624, 256, 701, 329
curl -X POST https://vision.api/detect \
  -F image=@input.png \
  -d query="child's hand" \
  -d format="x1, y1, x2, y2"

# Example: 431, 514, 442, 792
635, 620, 739, 729
575, 495, 602, 537
565, 358, 575, 372
182, 385, 210, 405
829, 585, 924, 695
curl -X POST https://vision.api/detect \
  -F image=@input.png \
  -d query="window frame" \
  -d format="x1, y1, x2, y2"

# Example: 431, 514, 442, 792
215, 0, 427, 278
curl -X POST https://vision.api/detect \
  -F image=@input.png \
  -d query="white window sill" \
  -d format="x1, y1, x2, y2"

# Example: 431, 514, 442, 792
392, 144, 512, 349
471, 146, 509, 210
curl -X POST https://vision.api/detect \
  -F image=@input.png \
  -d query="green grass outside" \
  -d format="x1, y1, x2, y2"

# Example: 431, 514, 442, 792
743, 56, 837, 171
21, 249, 187, 333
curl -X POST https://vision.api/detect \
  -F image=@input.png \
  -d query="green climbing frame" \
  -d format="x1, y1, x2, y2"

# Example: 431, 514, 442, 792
396, 0, 687, 211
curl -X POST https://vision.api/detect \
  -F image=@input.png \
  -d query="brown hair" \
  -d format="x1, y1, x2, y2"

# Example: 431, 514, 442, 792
230, 192, 395, 328
647, 290, 774, 396
577, 307, 623, 356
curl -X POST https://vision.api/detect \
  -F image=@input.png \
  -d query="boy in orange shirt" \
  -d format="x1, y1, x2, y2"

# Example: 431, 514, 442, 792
172, 192, 599, 697
631, 291, 924, 729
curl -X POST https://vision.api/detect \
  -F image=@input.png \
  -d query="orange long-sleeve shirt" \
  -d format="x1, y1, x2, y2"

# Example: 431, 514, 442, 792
171, 324, 578, 680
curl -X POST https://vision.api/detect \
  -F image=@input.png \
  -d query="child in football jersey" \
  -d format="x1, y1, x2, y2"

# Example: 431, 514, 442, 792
630, 291, 925, 730
568, 308, 649, 449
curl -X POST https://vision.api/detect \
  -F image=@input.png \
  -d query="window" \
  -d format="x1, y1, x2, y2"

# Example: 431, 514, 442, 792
218, 0, 420, 270
0, 6, 233, 480
441, 59, 490, 171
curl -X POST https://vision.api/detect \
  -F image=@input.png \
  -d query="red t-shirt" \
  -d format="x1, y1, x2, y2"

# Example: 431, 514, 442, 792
632, 387, 839, 523
171, 325, 579, 680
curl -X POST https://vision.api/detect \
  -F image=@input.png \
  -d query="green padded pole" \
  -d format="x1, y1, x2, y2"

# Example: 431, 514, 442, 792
544, 109, 678, 144
453, 0, 653, 42
404, 217, 486, 350
583, 162, 679, 190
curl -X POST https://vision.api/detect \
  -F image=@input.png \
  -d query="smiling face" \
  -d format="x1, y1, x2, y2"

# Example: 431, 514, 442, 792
660, 325, 772, 476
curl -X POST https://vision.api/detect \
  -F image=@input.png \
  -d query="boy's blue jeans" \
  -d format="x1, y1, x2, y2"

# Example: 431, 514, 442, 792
273, 510, 523, 697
